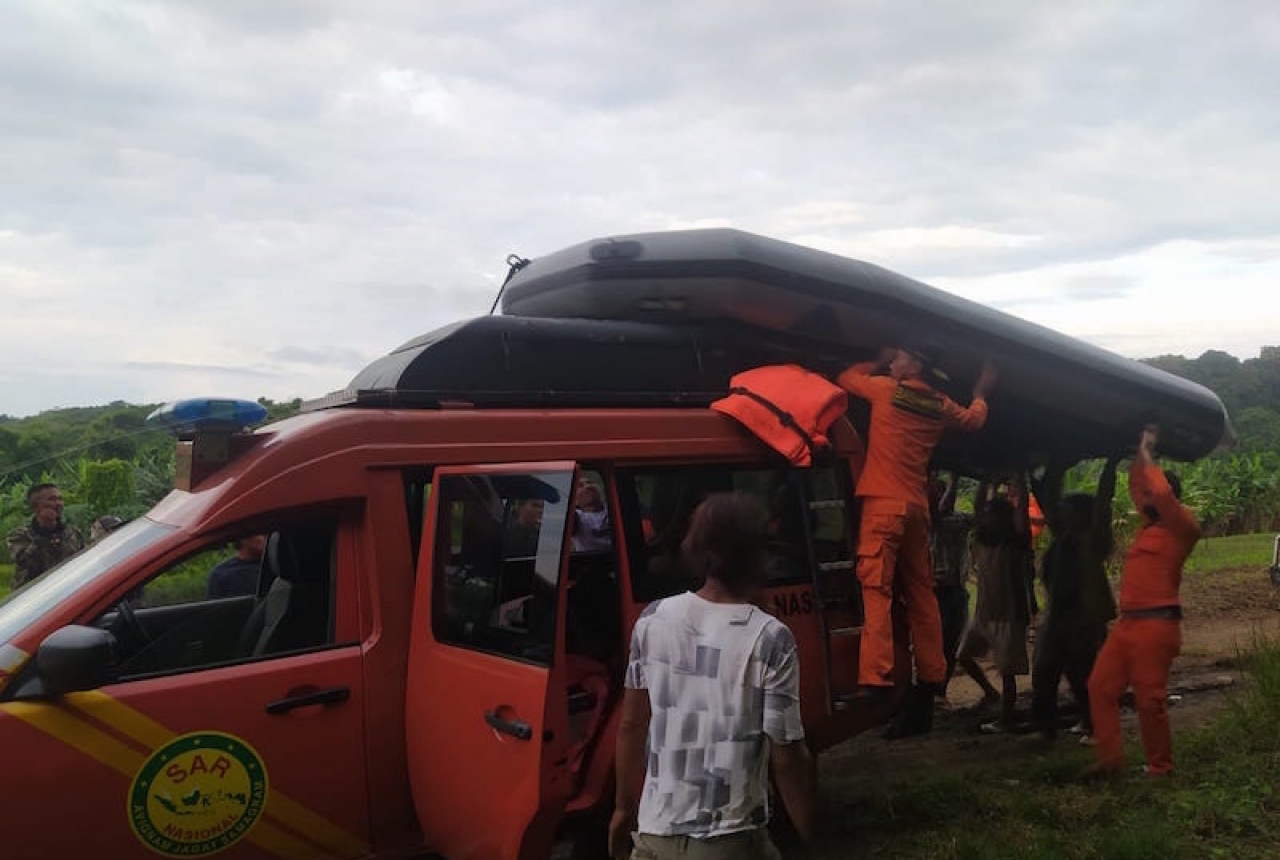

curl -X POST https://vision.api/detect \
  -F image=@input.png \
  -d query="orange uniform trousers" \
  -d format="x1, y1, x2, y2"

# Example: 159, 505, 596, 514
1088, 618, 1182, 775
856, 497, 946, 687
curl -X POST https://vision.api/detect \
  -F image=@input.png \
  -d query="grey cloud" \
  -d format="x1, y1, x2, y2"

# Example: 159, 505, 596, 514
1062, 275, 1136, 303
1, 1, 1277, 415
267, 345, 370, 367
122, 361, 282, 378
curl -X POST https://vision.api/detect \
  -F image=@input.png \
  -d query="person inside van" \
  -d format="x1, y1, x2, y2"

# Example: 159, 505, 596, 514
572, 476, 613, 552
837, 345, 997, 705
206, 534, 267, 599
504, 499, 545, 558
610, 493, 816, 860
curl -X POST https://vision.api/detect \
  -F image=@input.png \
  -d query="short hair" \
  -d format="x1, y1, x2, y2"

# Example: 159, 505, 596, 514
681, 492, 768, 593
26, 482, 57, 503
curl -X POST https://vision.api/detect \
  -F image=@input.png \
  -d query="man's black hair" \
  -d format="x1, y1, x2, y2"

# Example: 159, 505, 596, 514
26, 482, 57, 503
681, 492, 768, 594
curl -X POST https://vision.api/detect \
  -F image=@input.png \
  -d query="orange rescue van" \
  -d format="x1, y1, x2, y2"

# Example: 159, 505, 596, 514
0, 317, 879, 860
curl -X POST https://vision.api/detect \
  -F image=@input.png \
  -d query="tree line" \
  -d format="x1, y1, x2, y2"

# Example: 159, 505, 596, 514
1, 349, 1278, 567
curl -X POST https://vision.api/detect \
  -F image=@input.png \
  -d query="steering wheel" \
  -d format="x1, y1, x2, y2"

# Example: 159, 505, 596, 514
114, 598, 152, 650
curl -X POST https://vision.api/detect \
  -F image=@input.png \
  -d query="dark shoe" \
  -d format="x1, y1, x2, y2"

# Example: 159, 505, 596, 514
883, 685, 935, 740
851, 685, 894, 706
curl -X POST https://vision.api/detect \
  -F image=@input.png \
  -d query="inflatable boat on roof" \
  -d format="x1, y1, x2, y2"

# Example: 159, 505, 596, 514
497, 228, 1233, 463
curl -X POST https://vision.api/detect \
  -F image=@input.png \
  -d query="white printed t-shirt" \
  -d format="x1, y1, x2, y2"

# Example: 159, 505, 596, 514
625, 591, 805, 838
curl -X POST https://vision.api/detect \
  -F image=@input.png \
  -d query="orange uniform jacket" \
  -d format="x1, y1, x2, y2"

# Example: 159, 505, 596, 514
837, 362, 988, 509
1119, 464, 1200, 611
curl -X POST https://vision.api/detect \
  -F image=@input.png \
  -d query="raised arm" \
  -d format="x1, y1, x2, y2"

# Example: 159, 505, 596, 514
974, 477, 992, 520
1092, 456, 1120, 555
1130, 426, 1199, 544
1029, 462, 1067, 532
941, 361, 998, 433
1009, 473, 1030, 540
938, 471, 959, 516
836, 347, 896, 400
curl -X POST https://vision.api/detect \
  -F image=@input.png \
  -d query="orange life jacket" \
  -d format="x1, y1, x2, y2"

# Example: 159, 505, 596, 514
711, 364, 849, 466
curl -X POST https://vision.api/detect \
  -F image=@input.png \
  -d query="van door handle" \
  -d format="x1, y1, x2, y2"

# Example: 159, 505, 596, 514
266, 686, 350, 715
484, 709, 533, 740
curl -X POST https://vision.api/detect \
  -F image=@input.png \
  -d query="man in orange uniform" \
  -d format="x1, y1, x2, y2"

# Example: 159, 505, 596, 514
1088, 425, 1199, 777
838, 345, 997, 699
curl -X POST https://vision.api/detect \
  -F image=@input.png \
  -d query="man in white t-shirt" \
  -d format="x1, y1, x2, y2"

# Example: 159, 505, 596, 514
609, 493, 817, 860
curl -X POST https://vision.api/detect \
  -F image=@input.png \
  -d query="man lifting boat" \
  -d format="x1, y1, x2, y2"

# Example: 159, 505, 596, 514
837, 344, 998, 713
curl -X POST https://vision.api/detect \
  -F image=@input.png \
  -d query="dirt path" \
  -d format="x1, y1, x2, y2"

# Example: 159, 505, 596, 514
814, 569, 1280, 829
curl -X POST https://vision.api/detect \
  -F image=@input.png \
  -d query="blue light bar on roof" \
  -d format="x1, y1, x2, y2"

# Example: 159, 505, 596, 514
147, 398, 268, 437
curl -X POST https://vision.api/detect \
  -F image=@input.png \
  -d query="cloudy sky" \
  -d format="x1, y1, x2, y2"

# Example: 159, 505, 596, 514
2, 1, 1277, 416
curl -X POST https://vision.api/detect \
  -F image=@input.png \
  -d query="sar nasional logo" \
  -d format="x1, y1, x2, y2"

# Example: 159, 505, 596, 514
129, 732, 268, 857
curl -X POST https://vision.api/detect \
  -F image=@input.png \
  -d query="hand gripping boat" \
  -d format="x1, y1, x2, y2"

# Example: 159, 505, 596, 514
498, 228, 1233, 467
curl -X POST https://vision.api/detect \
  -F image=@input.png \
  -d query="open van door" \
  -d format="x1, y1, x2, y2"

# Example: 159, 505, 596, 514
406, 463, 577, 860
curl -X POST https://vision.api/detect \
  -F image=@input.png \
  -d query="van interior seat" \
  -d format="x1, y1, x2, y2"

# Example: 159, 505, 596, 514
239, 529, 334, 657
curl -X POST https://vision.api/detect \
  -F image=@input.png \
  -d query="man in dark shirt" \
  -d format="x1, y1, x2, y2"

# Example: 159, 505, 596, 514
206, 535, 267, 599
1030, 458, 1119, 741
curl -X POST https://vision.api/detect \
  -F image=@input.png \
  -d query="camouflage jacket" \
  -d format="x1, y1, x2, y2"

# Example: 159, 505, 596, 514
6, 519, 86, 588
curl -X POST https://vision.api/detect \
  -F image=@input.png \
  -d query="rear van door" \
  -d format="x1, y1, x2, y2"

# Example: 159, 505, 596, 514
405, 463, 577, 860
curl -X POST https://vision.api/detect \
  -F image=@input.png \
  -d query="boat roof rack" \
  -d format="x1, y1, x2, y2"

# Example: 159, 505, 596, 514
302, 315, 858, 413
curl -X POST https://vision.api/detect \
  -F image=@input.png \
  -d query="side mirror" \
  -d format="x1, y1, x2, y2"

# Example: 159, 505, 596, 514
34, 625, 117, 696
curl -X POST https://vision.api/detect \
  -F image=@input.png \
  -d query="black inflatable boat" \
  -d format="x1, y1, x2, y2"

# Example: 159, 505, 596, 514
497, 228, 1233, 465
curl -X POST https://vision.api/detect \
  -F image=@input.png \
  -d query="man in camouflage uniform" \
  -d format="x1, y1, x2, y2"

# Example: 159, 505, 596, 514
6, 483, 85, 588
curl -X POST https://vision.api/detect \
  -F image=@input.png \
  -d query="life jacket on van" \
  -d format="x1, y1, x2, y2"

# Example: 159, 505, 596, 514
711, 364, 849, 467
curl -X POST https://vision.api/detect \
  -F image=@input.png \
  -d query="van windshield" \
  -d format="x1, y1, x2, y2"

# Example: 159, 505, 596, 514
0, 518, 176, 645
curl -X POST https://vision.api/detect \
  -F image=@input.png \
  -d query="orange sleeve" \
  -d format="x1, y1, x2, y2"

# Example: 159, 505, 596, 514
836, 362, 892, 401
1128, 460, 1148, 510
941, 395, 988, 432
1132, 464, 1200, 544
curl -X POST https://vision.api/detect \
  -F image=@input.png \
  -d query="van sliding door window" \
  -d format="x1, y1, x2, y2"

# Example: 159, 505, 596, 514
431, 470, 574, 665
617, 465, 854, 602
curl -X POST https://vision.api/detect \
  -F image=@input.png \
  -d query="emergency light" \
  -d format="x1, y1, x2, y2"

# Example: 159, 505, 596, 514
147, 398, 267, 437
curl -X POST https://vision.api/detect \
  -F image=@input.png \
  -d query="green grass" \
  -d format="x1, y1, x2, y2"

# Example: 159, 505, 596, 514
1185, 531, 1277, 575
0, 563, 12, 600
829, 639, 1280, 860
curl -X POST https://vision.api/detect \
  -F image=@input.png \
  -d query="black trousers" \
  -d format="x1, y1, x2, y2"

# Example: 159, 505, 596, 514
934, 582, 969, 682
1032, 623, 1107, 734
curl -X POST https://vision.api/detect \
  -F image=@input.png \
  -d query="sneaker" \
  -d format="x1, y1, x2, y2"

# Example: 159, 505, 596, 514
980, 720, 1011, 734
1079, 734, 1097, 747
1068, 721, 1088, 735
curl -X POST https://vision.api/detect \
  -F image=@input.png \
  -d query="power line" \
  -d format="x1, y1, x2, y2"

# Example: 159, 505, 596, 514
0, 426, 170, 483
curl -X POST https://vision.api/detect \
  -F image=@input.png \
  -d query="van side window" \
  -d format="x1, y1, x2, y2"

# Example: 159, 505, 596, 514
431, 470, 573, 665
616, 464, 854, 602
90, 521, 338, 681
